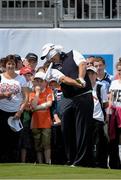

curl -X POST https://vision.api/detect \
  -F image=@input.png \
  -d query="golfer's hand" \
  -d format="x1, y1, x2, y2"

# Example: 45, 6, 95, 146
76, 78, 86, 88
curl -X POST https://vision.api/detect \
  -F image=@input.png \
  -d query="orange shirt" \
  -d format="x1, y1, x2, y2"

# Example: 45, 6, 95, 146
29, 87, 53, 129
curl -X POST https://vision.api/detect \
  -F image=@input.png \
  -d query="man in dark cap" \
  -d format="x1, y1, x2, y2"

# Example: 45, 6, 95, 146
24, 53, 38, 74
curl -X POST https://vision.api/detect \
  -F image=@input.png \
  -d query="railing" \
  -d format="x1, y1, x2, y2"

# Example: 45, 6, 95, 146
0, 0, 121, 27
0, 0, 55, 27
60, 0, 120, 20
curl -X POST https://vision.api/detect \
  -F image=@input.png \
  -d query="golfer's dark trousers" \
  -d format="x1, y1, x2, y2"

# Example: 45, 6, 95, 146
61, 92, 94, 166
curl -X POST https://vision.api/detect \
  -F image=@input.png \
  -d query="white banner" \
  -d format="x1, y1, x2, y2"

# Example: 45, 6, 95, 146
0, 28, 121, 73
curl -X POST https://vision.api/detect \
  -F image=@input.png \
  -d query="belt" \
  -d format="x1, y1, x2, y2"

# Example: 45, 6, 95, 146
71, 90, 92, 99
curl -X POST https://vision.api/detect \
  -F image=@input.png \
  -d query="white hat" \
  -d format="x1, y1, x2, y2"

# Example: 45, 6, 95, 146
34, 71, 46, 80
41, 43, 55, 60
41, 43, 63, 60
48, 78, 57, 82
87, 66, 97, 73
8, 116, 23, 132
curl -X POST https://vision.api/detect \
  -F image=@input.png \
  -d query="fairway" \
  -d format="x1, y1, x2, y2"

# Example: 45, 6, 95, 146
0, 164, 120, 179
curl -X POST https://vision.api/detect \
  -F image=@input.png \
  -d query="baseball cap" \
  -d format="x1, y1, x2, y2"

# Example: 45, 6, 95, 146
14, 54, 22, 61
41, 43, 64, 61
8, 116, 23, 132
25, 53, 38, 61
34, 71, 46, 80
41, 43, 54, 60
19, 67, 33, 75
87, 66, 97, 73
48, 78, 57, 82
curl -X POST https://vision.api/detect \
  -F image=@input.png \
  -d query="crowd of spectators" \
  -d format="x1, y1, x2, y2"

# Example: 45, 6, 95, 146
0, 45, 121, 169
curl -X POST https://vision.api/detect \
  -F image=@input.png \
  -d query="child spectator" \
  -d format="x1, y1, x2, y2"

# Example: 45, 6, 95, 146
49, 78, 66, 164
20, 66, 34, 90
19, 66, 35, 163
87, 66, 109, 168
49, 78, 62, 125
29, 71, 53, 164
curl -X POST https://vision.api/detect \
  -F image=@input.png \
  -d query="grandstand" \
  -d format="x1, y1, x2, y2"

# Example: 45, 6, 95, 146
0, 0, 121, 28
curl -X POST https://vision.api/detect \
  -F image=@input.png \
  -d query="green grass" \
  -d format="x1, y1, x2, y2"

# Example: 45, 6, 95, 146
0, 163, 120, 179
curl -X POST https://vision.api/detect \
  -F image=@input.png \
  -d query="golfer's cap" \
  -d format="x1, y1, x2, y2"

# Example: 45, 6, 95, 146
34, 71, 46, 80
41, 43, 54, 60
8, 116, 23, 132
87, 66, 97, 73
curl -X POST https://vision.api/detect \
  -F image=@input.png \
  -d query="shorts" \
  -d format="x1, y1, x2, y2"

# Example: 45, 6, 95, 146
32, 128, 51, 152
19, 128, 33, 149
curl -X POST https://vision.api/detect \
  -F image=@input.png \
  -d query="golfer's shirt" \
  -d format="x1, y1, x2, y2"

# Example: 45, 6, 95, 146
59, 50, 92, 98
52, 63, 62, 71
47, 50, 92, 98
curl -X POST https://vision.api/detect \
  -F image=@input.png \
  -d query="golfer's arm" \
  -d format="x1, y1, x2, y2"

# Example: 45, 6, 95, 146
59, 76, 83, 88
78, 61, 86, 79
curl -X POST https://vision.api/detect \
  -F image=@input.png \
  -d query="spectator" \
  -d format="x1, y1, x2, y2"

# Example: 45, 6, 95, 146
94, 56, 113, 93
49, 78, 62, 125
107, 59, 121, 169
114, 57, 121, 80
20, 66, 34, 90
87, 66, 109, 168
0, 54, 29, 162
14, 54, 23, 73
49, 78, 66, 165
86, 56, 95, 68
19, 66, 35, 163
23, 53, 38, 74
29, 71, 53, 164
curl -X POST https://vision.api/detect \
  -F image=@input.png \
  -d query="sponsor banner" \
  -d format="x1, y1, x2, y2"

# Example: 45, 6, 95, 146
0, 28, 121, 74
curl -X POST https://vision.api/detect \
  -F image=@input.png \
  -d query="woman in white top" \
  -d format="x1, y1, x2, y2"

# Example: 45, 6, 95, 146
0, 54, 29, 163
